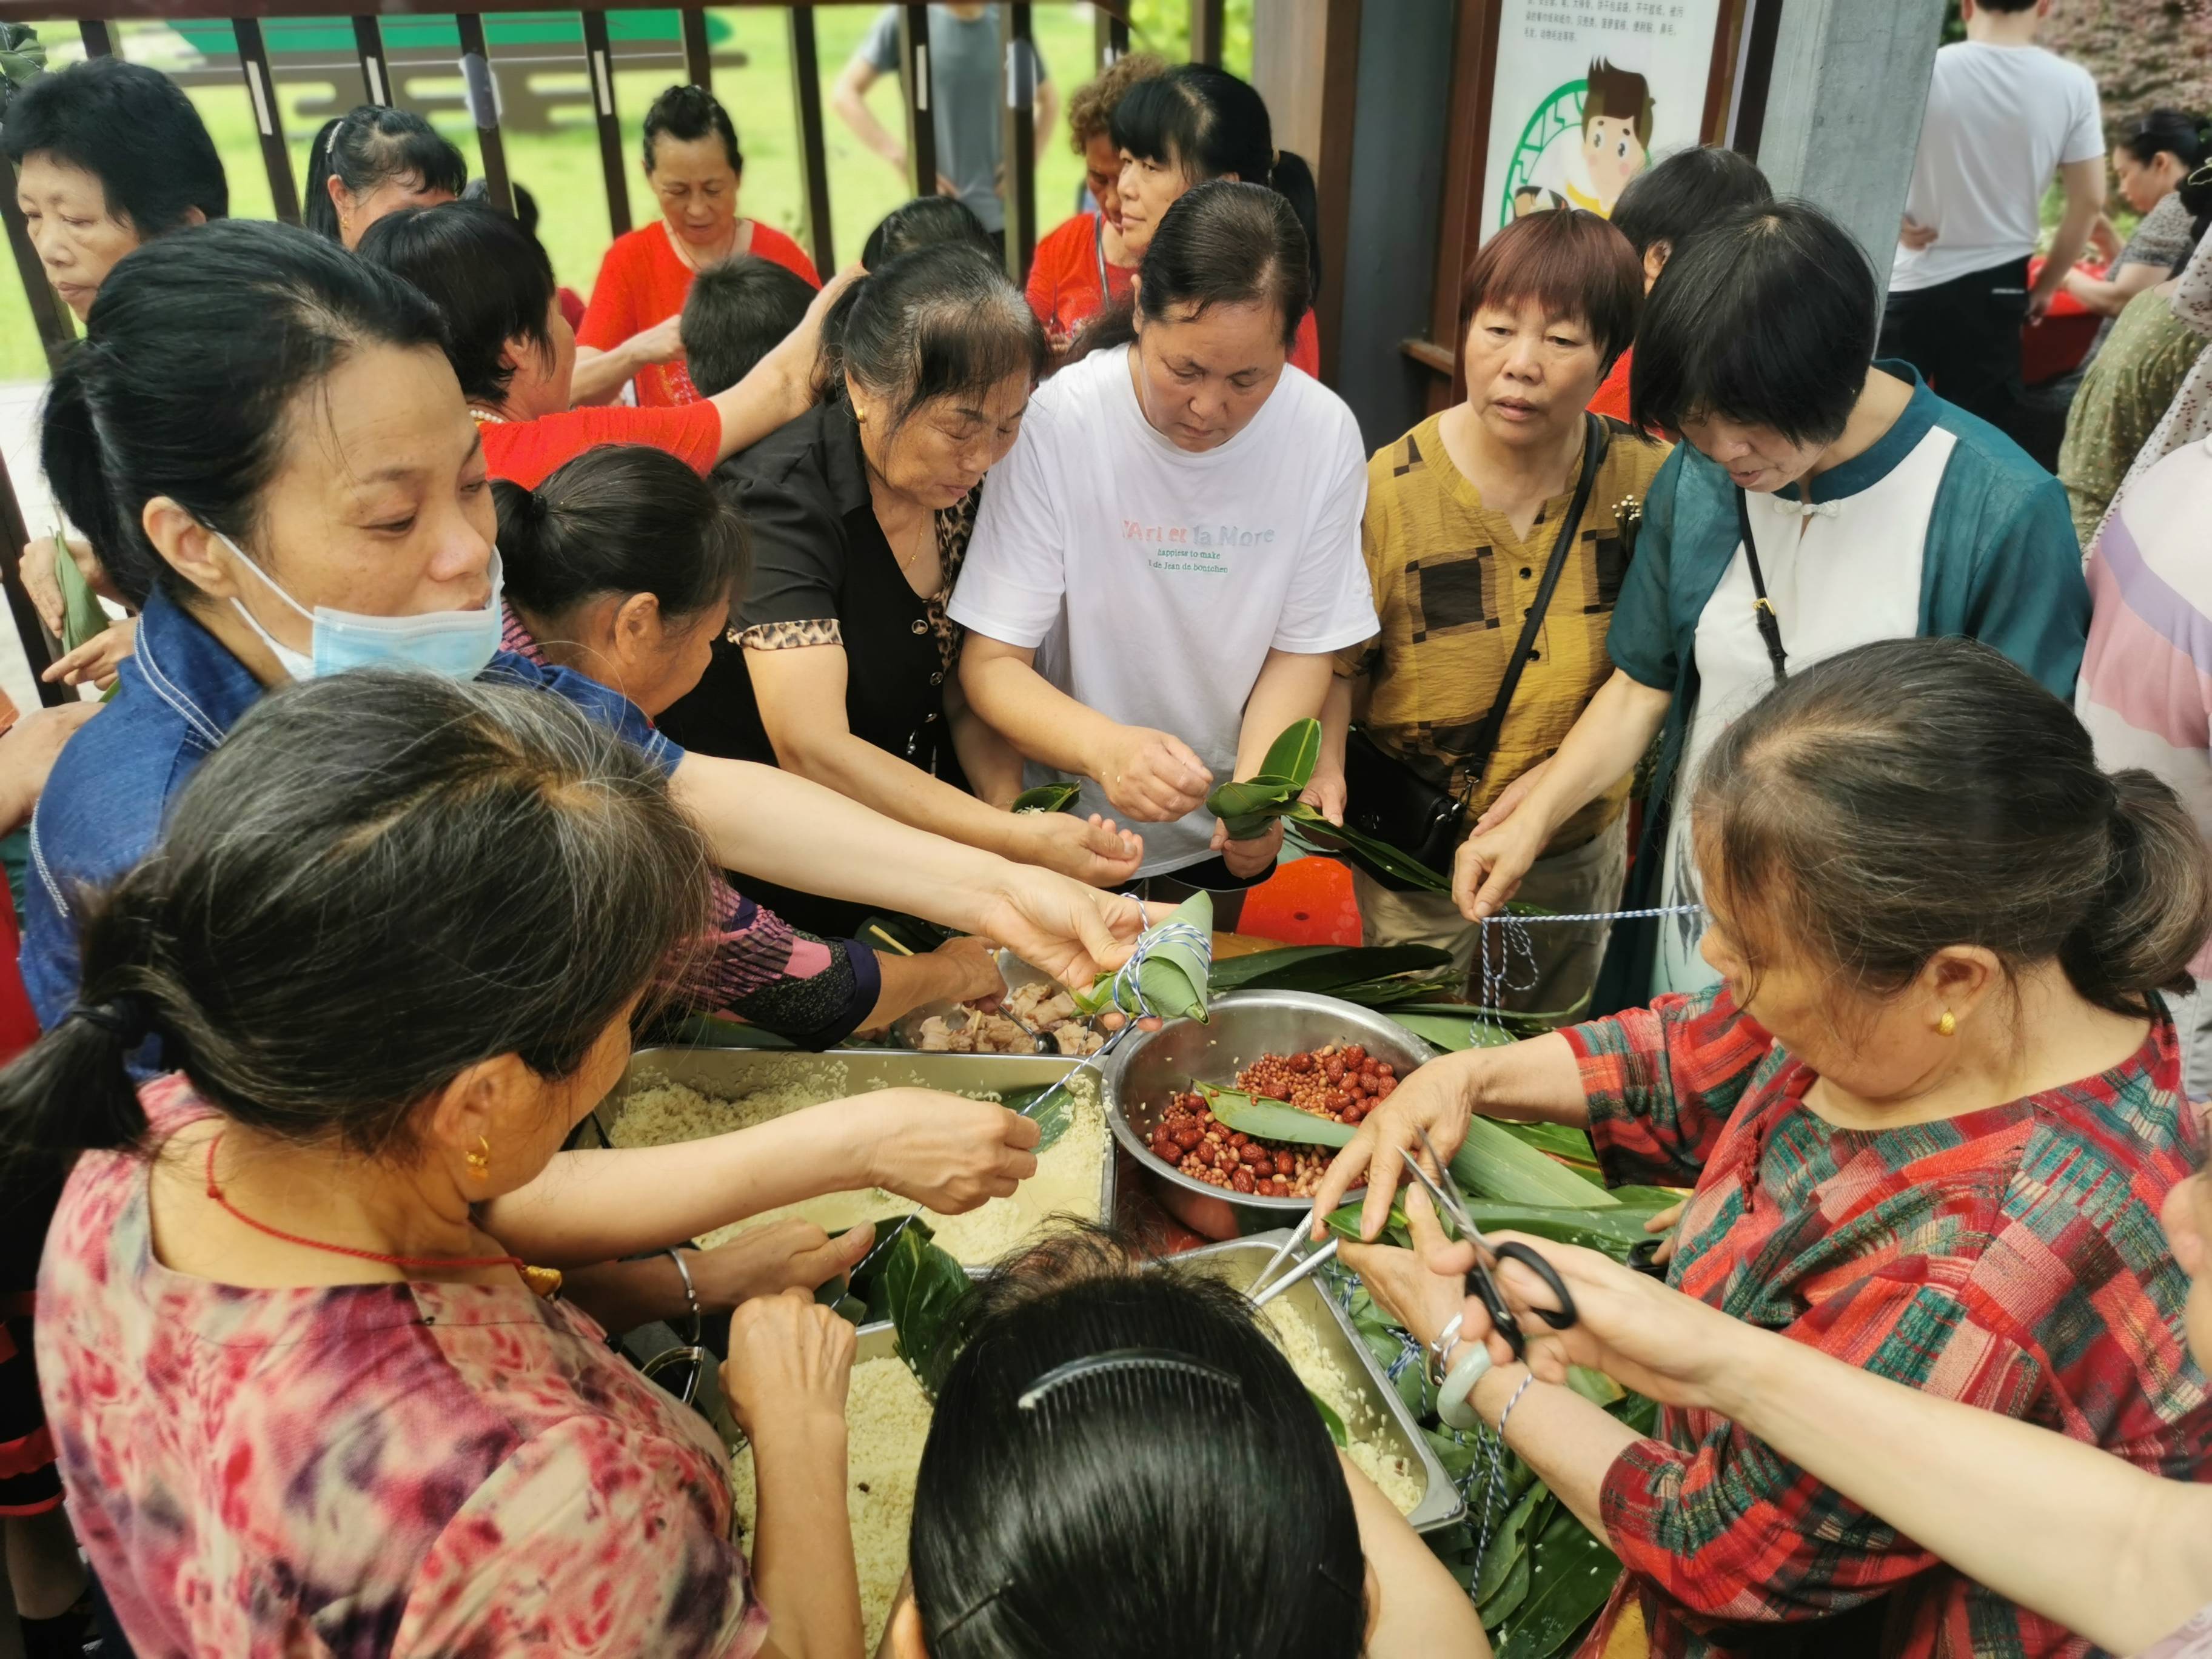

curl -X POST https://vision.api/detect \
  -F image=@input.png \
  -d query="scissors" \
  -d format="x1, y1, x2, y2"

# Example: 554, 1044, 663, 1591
1398, 1127, 1578, 1360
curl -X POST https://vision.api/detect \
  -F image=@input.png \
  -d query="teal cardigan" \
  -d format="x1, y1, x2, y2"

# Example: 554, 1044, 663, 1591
1592, 365, 2090, 1011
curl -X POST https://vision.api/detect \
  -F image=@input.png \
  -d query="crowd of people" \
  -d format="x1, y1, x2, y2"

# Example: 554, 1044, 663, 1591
0, 0, 2210, 1651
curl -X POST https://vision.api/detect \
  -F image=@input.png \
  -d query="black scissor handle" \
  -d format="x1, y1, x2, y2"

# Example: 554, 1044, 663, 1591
1490, 1241, 1578, 1332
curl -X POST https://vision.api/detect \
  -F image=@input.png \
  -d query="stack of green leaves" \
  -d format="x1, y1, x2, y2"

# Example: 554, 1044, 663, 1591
1207, 719, 1455, 894
1070, 890, 1213, 1024
859, 1219, 975, 1398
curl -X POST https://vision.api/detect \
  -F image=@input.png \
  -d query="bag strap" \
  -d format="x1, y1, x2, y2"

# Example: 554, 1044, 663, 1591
1734, 488, 1789, 685
1458, 411, 1609, 801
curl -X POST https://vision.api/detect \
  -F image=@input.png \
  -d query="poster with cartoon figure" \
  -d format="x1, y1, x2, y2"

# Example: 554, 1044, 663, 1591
1486, 1, 1728, 229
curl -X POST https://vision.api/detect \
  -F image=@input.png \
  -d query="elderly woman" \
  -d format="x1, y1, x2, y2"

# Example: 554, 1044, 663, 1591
1320, 637, 2212, 1658
1315, 207, 1664, 1018
19, 672, 1042, 1655
574, 84, 820, 409
659, 242, 1141, 935
1458, 201, 2089, 1008
303, 104, 465, 249
956, 183, 1377, 927
2063, 107, 2208, 332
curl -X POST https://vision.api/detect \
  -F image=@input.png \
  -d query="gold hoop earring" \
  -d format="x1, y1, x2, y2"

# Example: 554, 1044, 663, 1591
1937, 1011, 1957, 1037
466, 1136, 491, 1181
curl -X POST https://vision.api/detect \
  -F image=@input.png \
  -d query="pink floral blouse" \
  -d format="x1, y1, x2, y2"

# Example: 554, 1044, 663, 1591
36, 1076, 768, 1658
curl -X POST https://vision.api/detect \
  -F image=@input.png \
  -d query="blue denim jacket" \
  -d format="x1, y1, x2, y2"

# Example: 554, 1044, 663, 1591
24, 588, 679, 1030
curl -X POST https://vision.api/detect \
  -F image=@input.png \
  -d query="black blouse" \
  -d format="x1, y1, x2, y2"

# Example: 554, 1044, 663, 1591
658, 398, 979, 937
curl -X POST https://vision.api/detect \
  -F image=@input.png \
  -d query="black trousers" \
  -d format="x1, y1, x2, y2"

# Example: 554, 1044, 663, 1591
1879, 256, 2036, 447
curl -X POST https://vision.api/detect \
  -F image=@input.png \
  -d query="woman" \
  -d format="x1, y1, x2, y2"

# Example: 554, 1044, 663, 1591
1104, 62, 1325, 377
1316, 208, 1663, 1018
28, 219, 1144, 1048
1590, 145, 1772, 423
21, 672, 1039, 1656
2063, 107, 2208, 329
360, 201, 828, 491
1024, 51, 1165, 348
5, 55, 227, 689
574, 85, 820, 409
1320, 636, 2212, 1658
660, 243, 1139, 935
955, 183, 1376, 926
304, 104, 465, 249
888, 1231, 1489, 1659
2, 55, 224, 322
860, 194, 991, 267
497, 444, 1002, 1027
2061, 173, 2212, 544
1457, 200, 2088, 1007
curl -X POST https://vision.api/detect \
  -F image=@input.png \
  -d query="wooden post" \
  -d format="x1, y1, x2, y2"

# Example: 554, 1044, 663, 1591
1002, 2, 1036, 283
0, 454, 67, 710
455, 13, 514, 216
1095, 5, 1130, 71
352, 15, 392, 107
1313, 0, 1362, 386
232, 19, 301, 226
1731, 0, 1785, 159
788, 6, 836, 274
77, 20, 113, 58
1421, 0, 1500, 409
682, 7, 713, 89
581, 12, 632, 239
898, 5, 938, 200
1190, 0, 1225, 65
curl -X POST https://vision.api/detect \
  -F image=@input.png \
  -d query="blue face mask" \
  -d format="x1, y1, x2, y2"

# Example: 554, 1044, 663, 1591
219, 532, 504, 683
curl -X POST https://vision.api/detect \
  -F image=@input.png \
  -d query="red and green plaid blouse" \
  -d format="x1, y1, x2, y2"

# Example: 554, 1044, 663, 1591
1564, 988, 2211, 1658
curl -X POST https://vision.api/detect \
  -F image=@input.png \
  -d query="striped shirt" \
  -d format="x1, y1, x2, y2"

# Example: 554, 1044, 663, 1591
1564, 988, 2210, 1658
2076, 435, 2212, 977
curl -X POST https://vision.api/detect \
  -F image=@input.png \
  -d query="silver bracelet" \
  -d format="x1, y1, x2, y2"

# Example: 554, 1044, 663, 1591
665, 1247, 702, 1345
1492, 1370, 1536, 1438
1425, 1313, 1466, 1389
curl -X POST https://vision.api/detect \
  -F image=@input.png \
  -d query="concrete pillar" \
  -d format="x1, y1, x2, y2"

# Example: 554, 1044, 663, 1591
1751, 0, 1946, 295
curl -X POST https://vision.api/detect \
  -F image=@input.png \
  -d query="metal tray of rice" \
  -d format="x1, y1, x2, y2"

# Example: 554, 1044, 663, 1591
595, 1048, 1116, 1268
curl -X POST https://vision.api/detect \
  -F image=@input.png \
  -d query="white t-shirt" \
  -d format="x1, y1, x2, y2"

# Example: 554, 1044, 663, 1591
1891, 41, 2103, 293
950, 345, 1376, 876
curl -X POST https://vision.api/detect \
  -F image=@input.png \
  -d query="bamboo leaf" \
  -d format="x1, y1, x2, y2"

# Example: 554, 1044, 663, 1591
879, 1222, 976, 1398
1200, 1084, 1353, 1148
1219, 943, 1454, 995
1476, 1480, 1551, 1607
1446, 1195, 1674, 1259
1011, 781, 1081, 814
1495, 1508, 1623, 1659
996, 1082, 1073, 1153
54, 537, 105, 654
1258, 717, 1322, 789
1284, 803, 1452, 893
1453, 1116, 1621, 1208
1389, 1011, 1518, 1051
1306, 1388, 1349, 1447
1479, 1543, 1534, 1626
1498, 1121, 1601, 1167
1077, 891, 1214, 1022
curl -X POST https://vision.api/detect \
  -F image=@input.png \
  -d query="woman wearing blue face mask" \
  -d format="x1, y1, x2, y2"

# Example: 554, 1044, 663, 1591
28, 220, 1147, 1039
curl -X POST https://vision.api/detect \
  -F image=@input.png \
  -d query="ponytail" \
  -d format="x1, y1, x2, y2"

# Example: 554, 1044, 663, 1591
2060, 770, 2212, 1018
303, 115, 345, 241
1265, 149, 1323, 295
39, 344, 150, 603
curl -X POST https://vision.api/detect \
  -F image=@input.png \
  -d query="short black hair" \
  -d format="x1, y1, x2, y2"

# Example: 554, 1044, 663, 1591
2, 57, 227, 232
1631, 199, 1877, 447
1138, 179, 1311, 350
357, 201, 555, 406
819, 241, 1047, 433
2117, 107, 2211, 173
303, 105, 466, 241
861, 194, 991, 267
1974, 0, 2039, 11
681, 254, 815, 397
643, 83, 742, 176
1609, 145, 1773, 261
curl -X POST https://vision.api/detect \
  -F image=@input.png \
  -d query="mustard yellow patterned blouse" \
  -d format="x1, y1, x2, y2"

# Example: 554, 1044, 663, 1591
1339, 412, 1670, 851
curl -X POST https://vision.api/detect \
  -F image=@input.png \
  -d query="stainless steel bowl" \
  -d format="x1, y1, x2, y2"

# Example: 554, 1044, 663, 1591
597, 1048, 1114, 1255
1102, 991, 1430, 1222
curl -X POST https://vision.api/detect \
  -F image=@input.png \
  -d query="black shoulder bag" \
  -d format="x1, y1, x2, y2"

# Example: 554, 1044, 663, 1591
1343, 412, 1609, 889
1734, 489, 1789, 684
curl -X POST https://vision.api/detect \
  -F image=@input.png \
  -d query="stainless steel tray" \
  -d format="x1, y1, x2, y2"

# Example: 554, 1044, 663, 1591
1170, 1234, 1463, 1533
1102, 990, 1433, 1217
597, 1047, 1114, 1255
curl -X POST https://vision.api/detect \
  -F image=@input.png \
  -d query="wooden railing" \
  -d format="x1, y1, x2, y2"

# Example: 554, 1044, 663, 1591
0, 0, 1188, 703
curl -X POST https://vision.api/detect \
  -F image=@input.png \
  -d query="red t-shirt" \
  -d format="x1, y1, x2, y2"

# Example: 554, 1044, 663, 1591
1026, 211, 1136, 342
478, 403, 723, 490
1028, 211, 1323, 378
1589, 344, 1634, 423
578, 220, 820, 407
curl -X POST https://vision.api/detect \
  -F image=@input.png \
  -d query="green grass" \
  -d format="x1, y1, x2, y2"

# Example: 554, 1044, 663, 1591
0, 2, 1248, 383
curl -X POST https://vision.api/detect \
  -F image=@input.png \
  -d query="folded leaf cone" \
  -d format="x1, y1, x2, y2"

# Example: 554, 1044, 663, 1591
1073, 890, 1213, 1022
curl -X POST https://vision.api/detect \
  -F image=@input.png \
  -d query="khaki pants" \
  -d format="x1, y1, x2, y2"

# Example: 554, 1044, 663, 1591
1352, 813, 1629, 1019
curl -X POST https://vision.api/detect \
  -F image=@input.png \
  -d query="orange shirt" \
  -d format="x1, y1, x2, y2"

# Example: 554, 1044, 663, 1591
478, 403, 722, 490
578, 220, 820, 407
1589, 345, 1634, 423
1026, 211, 1136, 342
